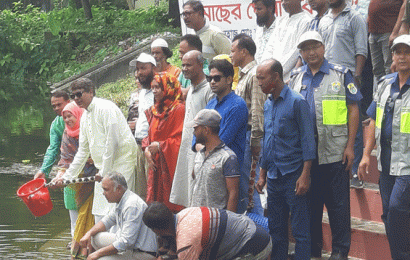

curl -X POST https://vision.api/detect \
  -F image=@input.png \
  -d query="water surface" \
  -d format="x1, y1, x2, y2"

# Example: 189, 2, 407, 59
0, 96, 71, 259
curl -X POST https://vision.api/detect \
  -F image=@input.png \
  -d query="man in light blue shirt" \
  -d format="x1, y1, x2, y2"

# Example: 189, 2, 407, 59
80, 172, 157, 260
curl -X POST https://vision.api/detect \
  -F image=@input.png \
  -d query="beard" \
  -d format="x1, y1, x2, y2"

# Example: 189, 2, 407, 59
256, 14, 269, 27
196, 134, 207, 145
139, 74, 154, 89
329, 0, 344, 8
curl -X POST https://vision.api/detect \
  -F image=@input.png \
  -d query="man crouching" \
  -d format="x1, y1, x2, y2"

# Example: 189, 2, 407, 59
80, 172, 157, 260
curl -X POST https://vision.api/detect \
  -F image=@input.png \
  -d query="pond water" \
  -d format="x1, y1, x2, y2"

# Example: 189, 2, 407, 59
0, 96, 71, 259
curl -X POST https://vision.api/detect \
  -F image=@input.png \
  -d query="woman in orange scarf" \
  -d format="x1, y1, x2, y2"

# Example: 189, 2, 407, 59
143, 73, 185, 213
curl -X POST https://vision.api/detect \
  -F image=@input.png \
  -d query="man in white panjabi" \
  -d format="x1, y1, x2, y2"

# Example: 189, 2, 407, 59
56, 77, 138, 223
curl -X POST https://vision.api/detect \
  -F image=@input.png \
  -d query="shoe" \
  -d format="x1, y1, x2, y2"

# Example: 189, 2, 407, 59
328, 252, 348, 260
350, 174, 364, 189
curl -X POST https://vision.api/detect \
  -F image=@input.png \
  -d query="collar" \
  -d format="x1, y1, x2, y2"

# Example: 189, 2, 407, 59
86, 97, 96, 112
392, 72, 410, 90
200, 141, 226, 155
116, 189, 131, 210
263, 19, 276, 31
196, 19, 210, 34
324, 3, 351, 17
192, 78, 209, 93
240, 60, 257, 75
268, 84, 288, 101
217, 91, 235, 103
305, 59, 330, 76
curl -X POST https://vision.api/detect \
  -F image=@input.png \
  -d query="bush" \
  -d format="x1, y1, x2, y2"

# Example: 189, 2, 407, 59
0, 1, 177, 101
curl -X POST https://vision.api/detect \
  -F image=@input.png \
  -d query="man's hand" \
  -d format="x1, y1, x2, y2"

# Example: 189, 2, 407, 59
358, 155, 370, 181
343, 145, 354, 173
354, 75, 363, 89
86, 251, 99, 260
80, 232, 93, 253
144, 149, 156, 170
148, 142, 160, 155
34, 171, 45, 179
362, 117, 371, 127
255, 175, 266, 194
295, 174, 310, 196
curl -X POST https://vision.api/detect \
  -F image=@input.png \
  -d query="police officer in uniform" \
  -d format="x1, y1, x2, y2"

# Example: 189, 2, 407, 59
359, 34, 410, 260
289, 31, 362, 260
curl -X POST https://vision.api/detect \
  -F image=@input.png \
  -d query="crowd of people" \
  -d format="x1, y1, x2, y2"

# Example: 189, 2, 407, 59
33, 0, 410, 259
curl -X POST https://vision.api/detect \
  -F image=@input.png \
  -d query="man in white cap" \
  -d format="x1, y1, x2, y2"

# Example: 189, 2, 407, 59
187, 109, 239, 212
150, 38, 181, 78
181, 0, 231, 61
127, 53, 156, 200
358, 34, 410, 260
289, 31, 362, 260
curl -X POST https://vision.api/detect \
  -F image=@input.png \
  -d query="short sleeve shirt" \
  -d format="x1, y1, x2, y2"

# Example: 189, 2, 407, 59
190, 142, 239, 209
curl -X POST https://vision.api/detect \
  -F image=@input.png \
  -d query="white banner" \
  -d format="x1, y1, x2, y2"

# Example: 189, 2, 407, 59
178, 0, 359, 41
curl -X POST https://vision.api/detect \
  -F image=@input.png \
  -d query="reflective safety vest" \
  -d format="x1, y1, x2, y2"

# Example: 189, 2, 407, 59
290, 65, 349, 165
374, 73, 410, 176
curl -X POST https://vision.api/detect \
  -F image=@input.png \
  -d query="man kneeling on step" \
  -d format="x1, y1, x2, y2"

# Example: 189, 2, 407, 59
80, 172, 157, 260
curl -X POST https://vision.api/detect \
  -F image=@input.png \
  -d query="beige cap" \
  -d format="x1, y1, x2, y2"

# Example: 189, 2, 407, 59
297, 31, 323, 49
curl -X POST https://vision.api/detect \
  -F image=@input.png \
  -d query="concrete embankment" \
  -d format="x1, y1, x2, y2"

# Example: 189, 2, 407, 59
51, 32, 180, 92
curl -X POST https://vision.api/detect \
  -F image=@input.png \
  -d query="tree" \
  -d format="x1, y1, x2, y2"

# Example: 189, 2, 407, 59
81, 0, 92, 19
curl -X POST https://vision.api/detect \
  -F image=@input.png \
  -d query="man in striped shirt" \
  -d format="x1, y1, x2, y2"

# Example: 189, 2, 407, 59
143, 202, 272, 260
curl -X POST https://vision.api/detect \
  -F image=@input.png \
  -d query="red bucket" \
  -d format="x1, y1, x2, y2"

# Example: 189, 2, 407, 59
17, 178, 53, 217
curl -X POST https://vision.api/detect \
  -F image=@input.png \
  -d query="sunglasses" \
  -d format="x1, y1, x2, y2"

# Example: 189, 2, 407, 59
70, 91, 84, 99
180, 11, 197, 17
206, 75, 225, 83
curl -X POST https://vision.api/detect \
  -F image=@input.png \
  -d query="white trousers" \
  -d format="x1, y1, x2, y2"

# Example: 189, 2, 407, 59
91, 232, 156, 260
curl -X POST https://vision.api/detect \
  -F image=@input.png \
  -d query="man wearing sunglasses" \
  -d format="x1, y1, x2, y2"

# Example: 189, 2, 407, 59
192, 59, 248, 191
359, 35, 410, 260
54, 77, 138, 224
34, 90, 70, 180
181, 0, 231, 61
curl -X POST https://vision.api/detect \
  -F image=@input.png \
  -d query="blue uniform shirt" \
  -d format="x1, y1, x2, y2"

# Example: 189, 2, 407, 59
193, 91, 248, 164
367, 73, 410, 141
261, 85, 316, 179
299, 59, 363, 124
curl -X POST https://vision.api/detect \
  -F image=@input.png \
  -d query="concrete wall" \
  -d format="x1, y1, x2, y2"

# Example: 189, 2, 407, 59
51, 32, 180, 92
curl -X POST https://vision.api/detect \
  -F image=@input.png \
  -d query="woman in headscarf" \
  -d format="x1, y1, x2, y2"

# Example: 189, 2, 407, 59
143, 73, 185, 213
52, 102, 97, 259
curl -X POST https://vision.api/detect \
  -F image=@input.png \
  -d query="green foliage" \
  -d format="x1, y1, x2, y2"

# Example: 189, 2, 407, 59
96, 75, 136, 116
0, 1, 177, 101
169, 44, 182, 68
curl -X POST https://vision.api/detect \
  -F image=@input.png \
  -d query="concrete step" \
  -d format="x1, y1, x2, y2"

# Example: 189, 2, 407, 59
349, 183, 383, 223
321, 212, 390, 260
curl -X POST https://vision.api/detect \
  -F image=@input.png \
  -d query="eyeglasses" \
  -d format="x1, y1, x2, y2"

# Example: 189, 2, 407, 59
206, 75, 225, 83
70, 91, 84, 99
180, 11, 197, 17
